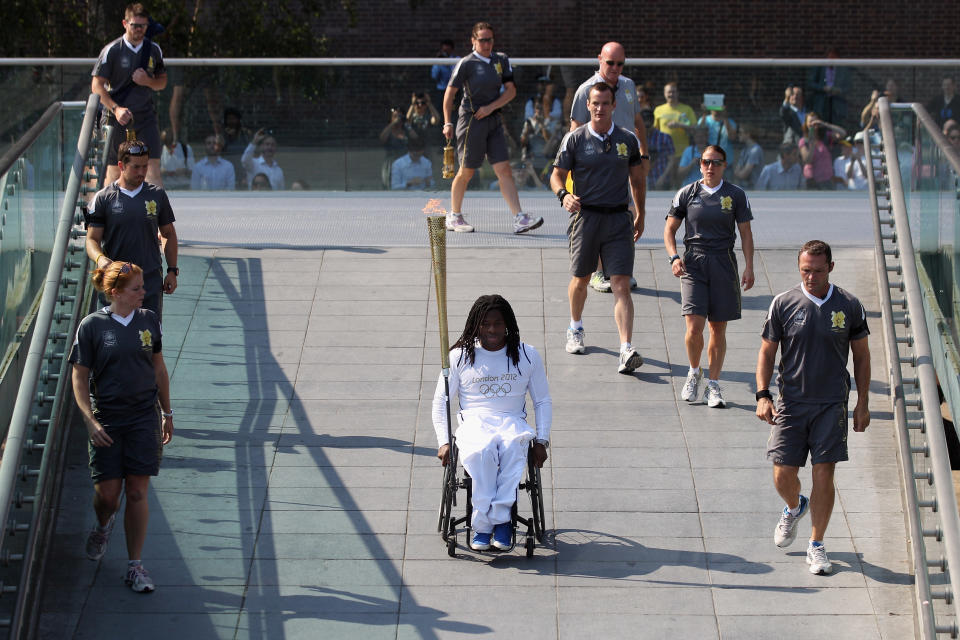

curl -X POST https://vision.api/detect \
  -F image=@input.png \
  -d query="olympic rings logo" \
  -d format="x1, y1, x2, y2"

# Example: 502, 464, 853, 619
479, 383, 512, 398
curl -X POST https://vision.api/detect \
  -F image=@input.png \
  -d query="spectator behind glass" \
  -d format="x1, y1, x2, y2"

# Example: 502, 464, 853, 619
946, 124, 960, 150
861, 78, 900, 129
927, 77, 960, 128
697, 99, 737, 164
520, 100, 556, 181
242, 129, 284, 190
159, 128, 194, 190
221, 107, 250, 188
756, 142, 803, 190
406, 92, 442, 151
390, 138, 434, 190
290, 179, 310, 190
250, 173, 272, 191
191, 134, 235, 191
678, 126, 709, 186
642, 105, 675, 190
806, 48, 850, 128
799, 111, 846, 190
524, 78, 562, 122
733, 124, 764, 189
654, 82, 697, 164
380, 107, 418, 161
430, 39, 456, 112
780, 85, 806, 144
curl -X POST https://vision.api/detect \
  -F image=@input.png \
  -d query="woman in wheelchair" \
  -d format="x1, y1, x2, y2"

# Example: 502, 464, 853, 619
433, 294, 552, 551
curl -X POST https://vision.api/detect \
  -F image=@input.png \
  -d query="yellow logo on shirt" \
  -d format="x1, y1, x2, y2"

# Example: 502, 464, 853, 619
145, 200, 157, 218
831, 311, 846, 329
720, 196, 733, 211
139, 329, 153, 349
616, 142, 628, 158
494, 62, 502, 75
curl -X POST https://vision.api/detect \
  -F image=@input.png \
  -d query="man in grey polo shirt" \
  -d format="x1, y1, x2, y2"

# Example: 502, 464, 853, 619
570, 42, 649, 292
756, 240, 871, 576
551, 82, 645, 374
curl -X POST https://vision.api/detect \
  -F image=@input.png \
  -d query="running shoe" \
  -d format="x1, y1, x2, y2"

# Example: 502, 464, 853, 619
445, 213, 474, 233
705, 381, 726, 408
618, 348, 643, 374
513, 213, 543, 234
566, 328, 585, 354
85, 513, 116, 561
125, 563, 156, 593
470, 531, 492, 551
492, 522, 512, 551
774, 495, 809, 548
680, 368, 703, 402
589, 271, 612, 292
807, 542, 833, 575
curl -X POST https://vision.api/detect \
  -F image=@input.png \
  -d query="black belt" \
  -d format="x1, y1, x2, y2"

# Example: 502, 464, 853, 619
581, 204, 628, 214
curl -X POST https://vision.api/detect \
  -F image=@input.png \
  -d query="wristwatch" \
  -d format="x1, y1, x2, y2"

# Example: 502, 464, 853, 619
668, 254, 681, 264
167, 266, 179, 276
534, 438, 550, 448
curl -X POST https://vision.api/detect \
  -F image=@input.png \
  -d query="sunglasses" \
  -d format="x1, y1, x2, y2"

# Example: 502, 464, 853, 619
119, 262, 132, 275
601, 137, 612, 153
126, 22, 148, 29
125, 143, 149, 155
604, 60, 625, 67
475, 37, 493, 43
700, 158, 724, 167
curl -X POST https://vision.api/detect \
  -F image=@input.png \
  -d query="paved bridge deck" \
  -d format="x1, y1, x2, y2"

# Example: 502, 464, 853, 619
38, 192, 912, 639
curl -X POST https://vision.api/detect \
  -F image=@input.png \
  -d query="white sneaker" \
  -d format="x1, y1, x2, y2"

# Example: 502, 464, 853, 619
589, 271, 612, 293
807, 542, 832, 575
513, 213, 543, 234
445, 213, 474, 233
680, 368, 703, 402
705, 381, 726, 408
125, 563, 156, 593
618, 348, 643, 374
774, 495, 809, 547
85, 513, 116, 561
565, 327, 585, 354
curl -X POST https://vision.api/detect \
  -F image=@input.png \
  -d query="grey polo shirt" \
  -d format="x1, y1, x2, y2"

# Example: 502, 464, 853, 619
448, 51, 514, 116
88, 182, 175, 273
554, 123, 641, 208
570, 72, 640, 133
761, 284, 869, 404
92, 36, 165, 115
667, 180, 753, 253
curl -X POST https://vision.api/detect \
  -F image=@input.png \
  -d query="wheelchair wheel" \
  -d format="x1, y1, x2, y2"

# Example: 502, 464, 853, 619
527, 456, 546, 543
447, 537, 457, 558
525, 536, 535, 558
438, 461, 456, 539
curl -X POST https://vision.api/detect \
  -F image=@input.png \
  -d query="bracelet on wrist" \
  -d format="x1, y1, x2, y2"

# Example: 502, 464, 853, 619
161, 409, 174, 417
556, 188, 570, 204
755, 389, 773, 401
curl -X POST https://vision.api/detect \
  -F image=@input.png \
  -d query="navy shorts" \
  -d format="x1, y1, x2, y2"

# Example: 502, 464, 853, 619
89, 408, 164, 482
766, 398, 849, 466
680, 249, 742, 322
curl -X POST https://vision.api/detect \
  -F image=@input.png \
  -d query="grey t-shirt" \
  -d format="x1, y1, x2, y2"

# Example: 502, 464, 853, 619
448, 51, 514, 117
91, 36, 165, 115
88, 182, 175, 273
70, 308, 163, 423
570, 72, 641, 133
735, 142, 765, 188
761, 284, 869, 404
667, 180, 753, 252
554, 124, 641, 208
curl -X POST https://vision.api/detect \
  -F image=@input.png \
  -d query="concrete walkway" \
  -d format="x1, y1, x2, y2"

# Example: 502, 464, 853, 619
38, 192, 913, 639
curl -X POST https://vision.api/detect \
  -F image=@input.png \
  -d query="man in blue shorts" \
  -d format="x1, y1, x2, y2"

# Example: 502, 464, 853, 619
756, 240, 871, 575
442, 22, 542, 235
551, 82, 645, 374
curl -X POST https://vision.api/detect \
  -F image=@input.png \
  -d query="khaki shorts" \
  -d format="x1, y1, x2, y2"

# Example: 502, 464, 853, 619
680, 249, 742, 321
766, 398, 849, 466
456, 111, 509, 169
568, 209, 634, 278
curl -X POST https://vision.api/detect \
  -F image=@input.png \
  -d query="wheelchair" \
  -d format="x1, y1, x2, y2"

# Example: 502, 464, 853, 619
437, 440, 546, 558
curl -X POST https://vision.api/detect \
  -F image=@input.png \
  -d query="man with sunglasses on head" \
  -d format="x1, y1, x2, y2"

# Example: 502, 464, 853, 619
92, 3, 167, 189
86, 140, 178, 318
552, 82, 646, 375
569, 42, 649, 294
664, 145, 755, 409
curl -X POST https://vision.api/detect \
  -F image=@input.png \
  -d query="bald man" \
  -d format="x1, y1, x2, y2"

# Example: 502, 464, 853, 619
570, 42, 649, 292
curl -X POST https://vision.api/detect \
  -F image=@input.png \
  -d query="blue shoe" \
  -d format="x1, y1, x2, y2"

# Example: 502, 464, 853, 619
470, 531, 491, 551
491, 522, 512, 551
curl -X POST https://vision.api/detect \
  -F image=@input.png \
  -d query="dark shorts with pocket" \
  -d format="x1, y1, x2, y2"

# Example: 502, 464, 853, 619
680, 248, 742, 321
766, 398, 849, 466
568, 209, 635, 278
88, 407, 164, 482
456, 111, 509, 169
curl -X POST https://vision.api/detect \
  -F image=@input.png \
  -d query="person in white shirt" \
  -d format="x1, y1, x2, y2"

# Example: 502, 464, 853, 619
159, 128, 195, 190
433, 295, 552, 552
241, 128, 284, 190
191, 134, 235, 190
390, 139, 434, 190
832, 135, 869, 190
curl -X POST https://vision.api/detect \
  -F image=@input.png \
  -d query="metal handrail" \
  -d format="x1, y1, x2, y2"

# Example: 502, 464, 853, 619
0, 93, 99, 589
879, 96, 960, 635
0, 103, 61, 180
863, 128, 937, 639
1, 57, 959, 67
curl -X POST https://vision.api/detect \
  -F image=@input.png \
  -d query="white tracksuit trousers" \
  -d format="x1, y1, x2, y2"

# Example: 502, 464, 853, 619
456, 412, 534, 534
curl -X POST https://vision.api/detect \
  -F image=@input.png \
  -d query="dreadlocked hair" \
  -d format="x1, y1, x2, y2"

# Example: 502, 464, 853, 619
451, 294, 529, 371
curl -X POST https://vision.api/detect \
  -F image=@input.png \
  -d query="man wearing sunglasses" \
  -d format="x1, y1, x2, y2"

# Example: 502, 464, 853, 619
86, 140, 179, 318
569, 42, 649, 294
552, 83, 646, 375
91, 3, 167, 188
